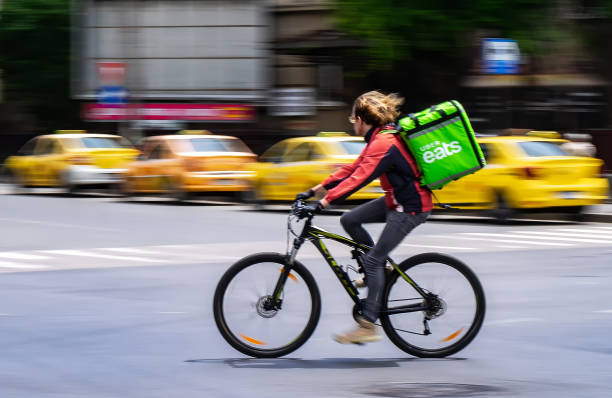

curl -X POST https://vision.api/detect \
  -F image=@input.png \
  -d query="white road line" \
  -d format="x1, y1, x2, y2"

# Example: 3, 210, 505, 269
445, 235, 573, 246
509, 231, 612, 244
594, 309, 612, 313
484, 317, 542, 326
102, 247, 167, 255
0, 261, 49, 269
494, 245, 525, 249
556, 228, 612, 235
0, 252, 49, 260
158, 311, 188, 314
40, 249, 167, 263
400, 243, 476, 251
0, 218, 119, 232
594, 226, 612, 230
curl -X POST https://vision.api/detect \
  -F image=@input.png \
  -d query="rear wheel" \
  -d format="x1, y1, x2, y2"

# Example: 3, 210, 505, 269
213, 253, 321, 358
380, 253, 485, 358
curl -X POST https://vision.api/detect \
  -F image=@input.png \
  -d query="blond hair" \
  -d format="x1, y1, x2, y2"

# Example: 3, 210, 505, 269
353, 91, 404, 126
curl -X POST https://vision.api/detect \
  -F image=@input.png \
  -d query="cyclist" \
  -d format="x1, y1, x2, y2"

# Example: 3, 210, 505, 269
297, 90, 433, 344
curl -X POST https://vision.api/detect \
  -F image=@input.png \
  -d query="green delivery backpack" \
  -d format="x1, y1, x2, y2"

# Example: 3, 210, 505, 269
394, 100, 486, 190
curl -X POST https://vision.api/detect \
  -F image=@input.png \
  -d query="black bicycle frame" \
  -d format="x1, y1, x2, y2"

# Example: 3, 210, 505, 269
275, 216, 432, 315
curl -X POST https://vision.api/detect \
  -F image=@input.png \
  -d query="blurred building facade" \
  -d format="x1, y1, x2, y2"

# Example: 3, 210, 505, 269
71, 0, 352, 153
69, 0, 612, 165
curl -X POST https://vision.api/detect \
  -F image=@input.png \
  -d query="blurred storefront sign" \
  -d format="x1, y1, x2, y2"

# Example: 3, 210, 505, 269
482, 38, 521, 74
82, 104, 255, 122
129, 120, 186, 130
269, 88, 316, 116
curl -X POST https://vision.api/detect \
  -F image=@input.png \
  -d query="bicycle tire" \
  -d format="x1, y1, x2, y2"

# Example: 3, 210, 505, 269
213, 252, 321, 358
380, 252, 485, 358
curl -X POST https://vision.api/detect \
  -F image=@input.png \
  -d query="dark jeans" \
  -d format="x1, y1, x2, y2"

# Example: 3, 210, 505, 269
340, 197, 430, 323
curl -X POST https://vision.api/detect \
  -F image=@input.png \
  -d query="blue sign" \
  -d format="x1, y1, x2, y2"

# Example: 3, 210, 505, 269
482, 39, 521, 74
97, 85, 128, 104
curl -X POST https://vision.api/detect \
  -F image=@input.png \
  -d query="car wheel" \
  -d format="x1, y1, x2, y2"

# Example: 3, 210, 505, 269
245, 183, 266, 210
491, 194, 514, 223
166, 179, 190, 203
9, 172, 28, 194
60, 170, 79, 196
116, 180, 134, 199
565, 206, 586, 222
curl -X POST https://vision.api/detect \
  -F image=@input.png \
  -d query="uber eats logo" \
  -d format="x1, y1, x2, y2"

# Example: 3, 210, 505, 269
421, 140, 462, 163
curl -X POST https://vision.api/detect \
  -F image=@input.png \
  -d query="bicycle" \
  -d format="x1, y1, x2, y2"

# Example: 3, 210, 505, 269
213, 199, 486, 358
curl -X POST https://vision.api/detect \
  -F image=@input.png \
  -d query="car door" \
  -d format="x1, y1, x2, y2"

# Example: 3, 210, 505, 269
127, 140, 158, 192
435, 142, 501, 208
256, 141, 291, 200
31, 138, 59, 186
145, 142, 177, 192
271, 142, 316, 200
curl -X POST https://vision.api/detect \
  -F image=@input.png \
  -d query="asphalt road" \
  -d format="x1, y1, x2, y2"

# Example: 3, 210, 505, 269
1, 189, 612, 398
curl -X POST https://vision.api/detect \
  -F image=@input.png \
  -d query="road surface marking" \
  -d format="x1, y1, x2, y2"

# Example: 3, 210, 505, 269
400, 243, 476, 251
0, 218, 119, 232
0, 261, 49, 269
158, 311, 188, 314
446, 234, 573, 246
550, 228, 612, 237
594, 309, 612, 313
41, 249, 167, 263
509, 231, 612, 244
102, 247, 167, 255
0, 252, 49, 260
484, 317, 541, 325
557, 228, 612, 234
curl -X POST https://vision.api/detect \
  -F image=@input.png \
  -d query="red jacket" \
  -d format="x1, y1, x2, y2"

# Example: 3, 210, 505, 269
322, 125, 433, 213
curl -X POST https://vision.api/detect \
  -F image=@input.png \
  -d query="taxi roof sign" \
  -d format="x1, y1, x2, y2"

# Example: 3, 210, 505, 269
178, 130, 212, 135
526, 131, 561, 139
55, 130, 87, 134
316, 131, 349, 137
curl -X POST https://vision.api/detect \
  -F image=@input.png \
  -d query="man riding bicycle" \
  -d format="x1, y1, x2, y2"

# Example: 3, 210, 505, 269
297, 90, 433, 344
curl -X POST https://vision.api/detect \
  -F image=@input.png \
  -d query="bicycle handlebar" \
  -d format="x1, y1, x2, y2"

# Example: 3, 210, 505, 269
291, 199, 315, 220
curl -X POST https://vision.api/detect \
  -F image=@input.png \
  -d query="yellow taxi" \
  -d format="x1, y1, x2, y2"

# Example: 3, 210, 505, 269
434, 135, 609, 219
121, 131, 256, 200
249, 132, 383, 202
4, 131, 139, 192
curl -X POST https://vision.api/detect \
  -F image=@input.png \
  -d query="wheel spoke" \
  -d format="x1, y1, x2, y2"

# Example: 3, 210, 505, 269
380, 254, 485, 358
213, 254, 320, 358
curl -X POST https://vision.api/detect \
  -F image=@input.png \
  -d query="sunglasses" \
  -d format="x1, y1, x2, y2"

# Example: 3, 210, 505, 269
348, 115, 357, 124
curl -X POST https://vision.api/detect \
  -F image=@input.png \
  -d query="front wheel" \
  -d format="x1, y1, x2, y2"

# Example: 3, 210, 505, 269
213, 253, 321, 358
380, 253, 485, 358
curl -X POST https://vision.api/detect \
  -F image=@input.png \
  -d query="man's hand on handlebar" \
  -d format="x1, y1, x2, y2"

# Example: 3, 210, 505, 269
295, 200, 323, 219
295, 189, 315, 201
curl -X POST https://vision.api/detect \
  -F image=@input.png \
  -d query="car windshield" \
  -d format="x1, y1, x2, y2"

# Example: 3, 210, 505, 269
72, 137, 132, 149
186, 138, 251, 153
337, 140, 365, 155
518, 141, 568, 157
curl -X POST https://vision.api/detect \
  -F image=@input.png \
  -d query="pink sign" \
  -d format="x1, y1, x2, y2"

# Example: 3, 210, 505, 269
82, 103, 255, 122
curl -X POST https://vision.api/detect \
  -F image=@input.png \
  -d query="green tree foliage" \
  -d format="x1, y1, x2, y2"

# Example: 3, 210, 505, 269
0, 0, 75, 127
333, 0, 557, 68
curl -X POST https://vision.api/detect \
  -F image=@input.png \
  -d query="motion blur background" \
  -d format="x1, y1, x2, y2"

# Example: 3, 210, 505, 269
2, 0, 612, 172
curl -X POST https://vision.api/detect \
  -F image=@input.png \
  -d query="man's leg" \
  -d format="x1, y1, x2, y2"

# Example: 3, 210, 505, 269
339, 197, 387, 247
334, 210, 429, 344
361, 210, 430, 323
